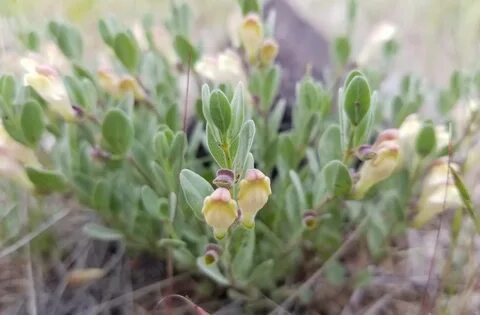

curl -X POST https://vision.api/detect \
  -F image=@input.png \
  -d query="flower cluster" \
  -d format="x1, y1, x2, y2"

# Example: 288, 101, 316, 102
238, 13, 278, 66
97, 69, 146, 101
201, 169, 271, 239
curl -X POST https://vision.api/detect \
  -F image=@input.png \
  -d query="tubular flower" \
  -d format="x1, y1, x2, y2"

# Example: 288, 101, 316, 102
259, 38, 279, 66
97, 69, 146, 101
239, 13, 263, 63
353, 129, 400, 199
238, 169, 272, 228
413, 159, 462, 227
21, 58, 76, 121
202, 188, 238, 239
195, 49, 246, 85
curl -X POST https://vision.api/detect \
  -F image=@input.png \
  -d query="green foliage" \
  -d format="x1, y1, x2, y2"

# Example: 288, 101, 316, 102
1, 3, 479, 311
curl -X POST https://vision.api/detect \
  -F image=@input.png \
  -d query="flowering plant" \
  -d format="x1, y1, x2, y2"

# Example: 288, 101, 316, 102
1, 0, 480, 313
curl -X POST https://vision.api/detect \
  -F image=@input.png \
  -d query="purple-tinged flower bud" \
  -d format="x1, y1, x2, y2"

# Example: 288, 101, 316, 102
302, 211, 318, 230
204, 244, 222, 265
356, 144, 377, 161
213, 169, 235, 189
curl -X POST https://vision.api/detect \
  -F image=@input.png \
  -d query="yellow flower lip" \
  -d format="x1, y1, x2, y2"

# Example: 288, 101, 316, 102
238, 169, 272, 228
202, 188, 238, 239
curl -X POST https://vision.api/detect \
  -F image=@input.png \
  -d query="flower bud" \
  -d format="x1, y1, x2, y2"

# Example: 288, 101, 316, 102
203, 244, 222, 265
259, 38, 279, 66
238, 169, 271, 228
118, 77, 146, 101
202, 188, 238, 239
353, 138, 400, 199
21, 58, 76, 121
239, 13, 263, 63
355, 144, 376, 161
302, 211, 318, 230
97, 69, 119, 95
213, 169, 235, 189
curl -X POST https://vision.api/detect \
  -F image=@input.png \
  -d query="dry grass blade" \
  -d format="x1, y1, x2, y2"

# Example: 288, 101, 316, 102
0, 209, 71, 259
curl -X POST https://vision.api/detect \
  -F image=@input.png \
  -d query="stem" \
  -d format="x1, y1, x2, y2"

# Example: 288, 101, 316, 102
269, 215, 370, 314
342, 126, 356, 164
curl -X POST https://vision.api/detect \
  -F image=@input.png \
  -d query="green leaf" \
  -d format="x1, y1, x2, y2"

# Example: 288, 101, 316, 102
141, 185, 163, 218
450, 166, 480, 232
289, 170, 307, 210
247, 259, 274, 289
196, 256, 229, 286
64, 76, 87, 108
415, 121, 436, 157
209, 90, 231, 134
21, 100, 44, 146
334, 36, 350, 65
48, 22, 83, 59
26, 167, 67, 193
83, 223, 123, 241
179, 169, 213, 220
114, 32, 139, 72
206, 124, 227, 167
233, 120, 255, 175
98, 17, 120, 46
157, 238, 186, 249
344, 70, 364, 88
239, 0, 260, 14
231, 228, 255, 280
101, 109, 134, 155
92, 180, 111, 210
0, 75, 16, 104
343, 75, 371, 125
229, 82, 246, 138
173, 35, 198, 65
318, 124, 342, 166
322, 160, 352, 197
261, 66, 281, 111
168, 192, 177, 222
353, 91, 377, 146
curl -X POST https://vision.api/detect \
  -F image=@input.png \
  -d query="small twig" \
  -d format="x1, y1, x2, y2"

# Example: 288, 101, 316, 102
0, 209, 71, 258
420, 123, 453, 314
25, 241, 37, 315
90, 273, 190, 314
270, 215, 370, 314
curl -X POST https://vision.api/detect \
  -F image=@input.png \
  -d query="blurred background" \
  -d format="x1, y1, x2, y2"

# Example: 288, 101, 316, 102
1, 0, 480, 86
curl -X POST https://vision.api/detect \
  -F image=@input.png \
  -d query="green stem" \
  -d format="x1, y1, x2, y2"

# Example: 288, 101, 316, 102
342, 126, 356, 164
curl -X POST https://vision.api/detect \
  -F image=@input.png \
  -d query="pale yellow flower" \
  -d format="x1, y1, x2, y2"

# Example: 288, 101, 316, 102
195, 49, 246, 85
21, 58, 76, 121
238, 13, 263, 63
238, 169, 272, 228
353, 130, 400, 199
259, 38, 279, 66
202, 188, 238, 239
413, 159, 462, 227
97, 69, 146, 101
